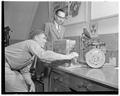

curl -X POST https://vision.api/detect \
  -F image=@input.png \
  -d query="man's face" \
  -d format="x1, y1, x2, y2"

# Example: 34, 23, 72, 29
55, 11, 66, 25
36, 33, 47, 48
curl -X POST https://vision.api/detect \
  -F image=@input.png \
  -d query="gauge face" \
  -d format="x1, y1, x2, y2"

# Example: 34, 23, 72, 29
85, 48, 105, 68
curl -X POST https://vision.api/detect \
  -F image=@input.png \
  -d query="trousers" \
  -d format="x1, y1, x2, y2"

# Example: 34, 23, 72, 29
5, 62, 28, 92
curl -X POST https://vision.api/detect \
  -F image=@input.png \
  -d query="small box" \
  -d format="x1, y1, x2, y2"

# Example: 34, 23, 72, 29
53, 39, 76, 55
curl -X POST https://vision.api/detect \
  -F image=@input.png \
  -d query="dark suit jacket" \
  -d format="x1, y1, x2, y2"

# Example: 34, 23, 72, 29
44, 22, 65, 50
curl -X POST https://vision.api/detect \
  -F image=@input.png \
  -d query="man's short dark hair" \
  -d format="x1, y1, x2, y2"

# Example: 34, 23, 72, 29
55, 9, 66, 16
29, 29, 45, 39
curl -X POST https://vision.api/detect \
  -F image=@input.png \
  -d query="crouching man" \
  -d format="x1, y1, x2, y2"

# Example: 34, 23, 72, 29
5, 29, 78, 92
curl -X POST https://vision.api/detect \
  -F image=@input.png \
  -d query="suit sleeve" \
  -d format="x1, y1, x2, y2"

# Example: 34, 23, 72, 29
44, 23, 53, 50
44, 23, 50, 40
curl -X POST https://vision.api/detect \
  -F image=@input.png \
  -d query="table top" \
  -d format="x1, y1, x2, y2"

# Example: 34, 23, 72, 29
53, 63, 118, 89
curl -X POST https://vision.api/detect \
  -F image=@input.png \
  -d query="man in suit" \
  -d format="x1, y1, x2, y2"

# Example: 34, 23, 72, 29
44, 9, 66, 50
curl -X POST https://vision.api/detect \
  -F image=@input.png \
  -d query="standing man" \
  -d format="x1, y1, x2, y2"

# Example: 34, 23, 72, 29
44, 9, 66, 50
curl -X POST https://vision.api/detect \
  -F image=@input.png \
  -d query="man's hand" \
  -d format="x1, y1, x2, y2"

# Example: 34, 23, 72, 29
29, 82, 35, 92
68, 52, 79, 59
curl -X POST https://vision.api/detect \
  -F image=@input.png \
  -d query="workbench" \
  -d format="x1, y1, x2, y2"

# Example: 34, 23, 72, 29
46, 62, 118, 93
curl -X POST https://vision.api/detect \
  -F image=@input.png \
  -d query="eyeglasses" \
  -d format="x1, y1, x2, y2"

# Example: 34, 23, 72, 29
56, 14, 66, 19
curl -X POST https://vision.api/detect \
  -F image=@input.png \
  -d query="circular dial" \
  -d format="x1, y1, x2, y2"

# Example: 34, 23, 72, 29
85, 48, 105, 68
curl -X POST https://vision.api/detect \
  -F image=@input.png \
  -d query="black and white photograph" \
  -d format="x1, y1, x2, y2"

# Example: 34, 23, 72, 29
2, 0, 119, 94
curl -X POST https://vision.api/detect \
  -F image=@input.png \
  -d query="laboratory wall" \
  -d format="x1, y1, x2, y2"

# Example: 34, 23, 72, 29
64, 16, 118, 51
4, 2, 38, 43
31, 2, 50, 30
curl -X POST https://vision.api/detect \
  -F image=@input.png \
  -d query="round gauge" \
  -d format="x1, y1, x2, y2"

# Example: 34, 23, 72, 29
85, 48, 105, 68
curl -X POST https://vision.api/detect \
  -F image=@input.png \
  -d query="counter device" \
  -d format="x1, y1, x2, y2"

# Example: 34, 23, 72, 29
53, 39, 76, 55
81, 28, 106, 68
